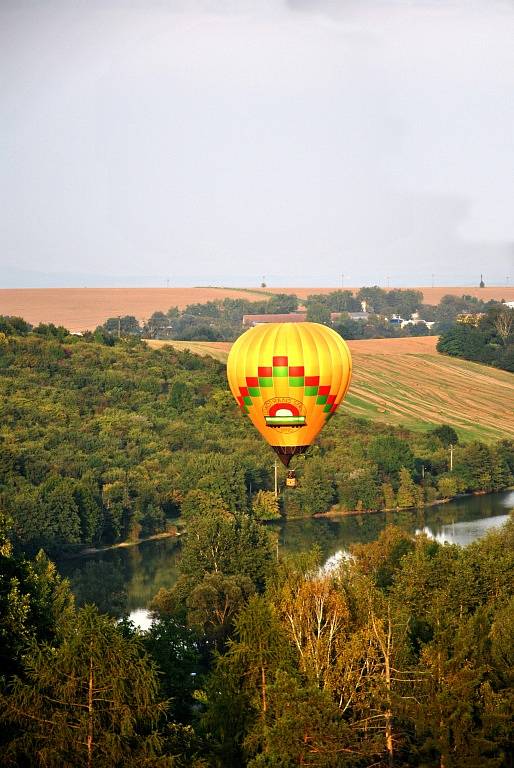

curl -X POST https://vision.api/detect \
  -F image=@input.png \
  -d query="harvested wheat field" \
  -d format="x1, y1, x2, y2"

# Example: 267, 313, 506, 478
2, 286, 513, 332
0, 287, 266, 333
258, 286, 514, 304
148, 336, 513, 442
147, 339, 232, 362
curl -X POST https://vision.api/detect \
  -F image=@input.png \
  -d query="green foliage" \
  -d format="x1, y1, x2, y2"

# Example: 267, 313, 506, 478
305, 301, 331, 324
143, 615, 200, 721
396, 467, 417, 508
437, 305, 514, 371
432, 423, 459, 447
0, 605, 170, 767
293, 456, 336, 516
0, 515, 74, 679
368, 434, 415, 476
251, 490, 280, 521
179, 511, 275, 593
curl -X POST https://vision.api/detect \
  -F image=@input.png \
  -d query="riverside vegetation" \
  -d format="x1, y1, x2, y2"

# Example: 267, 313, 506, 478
0, 317, 513, 555
0, 317, 513, 766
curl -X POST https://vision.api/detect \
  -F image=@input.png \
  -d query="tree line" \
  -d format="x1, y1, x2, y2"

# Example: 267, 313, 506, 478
96, 288, 506, 343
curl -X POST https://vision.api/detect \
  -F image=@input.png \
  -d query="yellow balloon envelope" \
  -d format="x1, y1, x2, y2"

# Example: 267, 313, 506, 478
227, 322, 352, 466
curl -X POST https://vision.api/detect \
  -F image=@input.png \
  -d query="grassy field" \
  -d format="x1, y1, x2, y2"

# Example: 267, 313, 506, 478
147, 336, 514, 442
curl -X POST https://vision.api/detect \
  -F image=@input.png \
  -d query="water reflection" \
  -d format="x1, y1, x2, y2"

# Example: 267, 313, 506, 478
273, 491, 513, 558
416, 513, 510, 547
58, 491, 513, 621
58, 537, 181, 618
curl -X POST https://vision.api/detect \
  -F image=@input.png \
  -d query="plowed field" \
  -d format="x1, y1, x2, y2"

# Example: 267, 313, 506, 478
148, 336, 514, 442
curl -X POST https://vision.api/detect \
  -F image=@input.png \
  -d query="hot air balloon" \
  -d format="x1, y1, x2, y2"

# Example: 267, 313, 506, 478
227, 322, 352, 487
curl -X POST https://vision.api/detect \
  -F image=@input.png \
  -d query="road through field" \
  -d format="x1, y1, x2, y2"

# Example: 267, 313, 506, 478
148, 336, 514, 442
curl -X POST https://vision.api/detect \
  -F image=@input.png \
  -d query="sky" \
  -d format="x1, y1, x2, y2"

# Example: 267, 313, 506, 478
1, 0, 513, 288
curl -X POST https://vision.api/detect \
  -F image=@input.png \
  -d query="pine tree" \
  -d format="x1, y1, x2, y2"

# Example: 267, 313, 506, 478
0, 605, 170, 767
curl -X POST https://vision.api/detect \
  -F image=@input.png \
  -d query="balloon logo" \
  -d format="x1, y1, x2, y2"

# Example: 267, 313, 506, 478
227, 322, 352, 467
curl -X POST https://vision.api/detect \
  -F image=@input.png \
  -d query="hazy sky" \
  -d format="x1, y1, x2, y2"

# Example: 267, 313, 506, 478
1, 0, 513, 288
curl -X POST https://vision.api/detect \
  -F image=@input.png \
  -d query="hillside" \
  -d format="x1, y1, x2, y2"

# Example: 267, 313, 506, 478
2, 285, 513, 333
147, 336, 514, 442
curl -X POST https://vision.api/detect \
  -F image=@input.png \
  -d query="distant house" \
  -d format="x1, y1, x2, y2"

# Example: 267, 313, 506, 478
329, 311, 369, 322
242, 313, 307, 327
388, 314, 434, 330
242, 310, 371, 327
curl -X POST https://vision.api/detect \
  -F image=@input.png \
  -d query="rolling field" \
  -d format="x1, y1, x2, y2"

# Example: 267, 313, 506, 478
0, 287, 267, 333
2, 286, 514, 333
148, 336, 514, 442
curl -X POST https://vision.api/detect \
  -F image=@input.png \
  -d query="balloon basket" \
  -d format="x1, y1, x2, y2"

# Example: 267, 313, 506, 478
285, 470, 298, 489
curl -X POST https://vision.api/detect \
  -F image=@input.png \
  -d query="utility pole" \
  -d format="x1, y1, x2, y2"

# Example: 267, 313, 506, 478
117, 315, 121, 338
431, 273, 435, 288
274, 459, 278, 498
449, 444, 454, 472
341, 273, 344, 289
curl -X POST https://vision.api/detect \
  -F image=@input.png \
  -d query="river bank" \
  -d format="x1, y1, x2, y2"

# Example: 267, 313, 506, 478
56, 490, 513, 618
314, 487, 514, 520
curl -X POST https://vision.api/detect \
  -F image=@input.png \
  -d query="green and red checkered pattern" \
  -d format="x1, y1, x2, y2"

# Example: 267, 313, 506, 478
236, 355, 341, 417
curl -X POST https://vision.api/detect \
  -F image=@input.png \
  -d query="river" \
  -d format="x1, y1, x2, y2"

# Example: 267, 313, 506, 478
57, 490, 513, 628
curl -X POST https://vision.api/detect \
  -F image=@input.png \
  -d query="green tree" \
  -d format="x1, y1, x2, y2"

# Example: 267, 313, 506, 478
296, 456, 335, 515
437, 474, 458, 499
432, 424, 459, 447
266, 294, 299, 314
396, 467, 417, 508
0, 516, 74, 679
306, 302, 331, 325
186, 572, 255, 649
368, 435, 414, 476
177, 511, 275, 593
251, 490, 280, 520
0, 605, 170, 767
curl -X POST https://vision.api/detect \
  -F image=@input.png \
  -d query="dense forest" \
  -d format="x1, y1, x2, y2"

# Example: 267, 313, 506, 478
1, 505, 513, 766
437, 305, 514, 372
0, 319, 513, 556
0, 317, 513, 766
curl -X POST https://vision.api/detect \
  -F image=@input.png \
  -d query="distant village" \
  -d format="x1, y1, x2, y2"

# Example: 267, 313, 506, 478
242, 300, 436, 331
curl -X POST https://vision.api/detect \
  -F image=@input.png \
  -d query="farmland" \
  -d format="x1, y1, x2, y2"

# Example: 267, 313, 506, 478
0, 287, 268, 333
2, 285, 514, 333
147, 336, 514, 442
